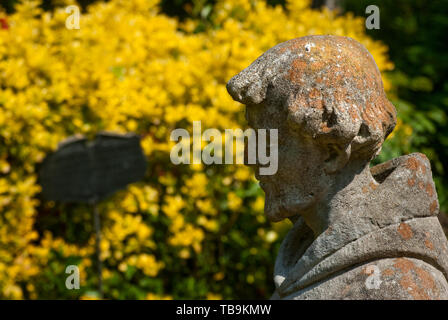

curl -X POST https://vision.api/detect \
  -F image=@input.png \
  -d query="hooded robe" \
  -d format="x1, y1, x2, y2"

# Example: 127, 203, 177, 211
272, 153, 448, 300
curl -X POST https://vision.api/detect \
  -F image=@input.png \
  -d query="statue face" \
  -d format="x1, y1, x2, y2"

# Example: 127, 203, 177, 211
246, 102, 331, 222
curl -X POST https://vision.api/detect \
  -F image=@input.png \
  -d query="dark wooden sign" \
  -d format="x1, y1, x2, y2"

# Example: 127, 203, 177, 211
39, 132, 147, 203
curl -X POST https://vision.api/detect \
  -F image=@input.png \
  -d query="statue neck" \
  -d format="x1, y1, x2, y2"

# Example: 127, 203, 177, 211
300, 161, 375, 238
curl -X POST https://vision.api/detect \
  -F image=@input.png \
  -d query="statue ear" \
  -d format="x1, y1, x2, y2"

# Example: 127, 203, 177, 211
323, 143, 351, 174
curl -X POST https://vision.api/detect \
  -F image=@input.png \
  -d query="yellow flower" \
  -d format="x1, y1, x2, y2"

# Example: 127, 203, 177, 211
198, 216, 218, 232
227, 192, 242, 211
182, 173, 208, 198
162, 195, 185, 218
196, 199, 217, 216
234, 167, 251, 181
133, 254, 164, 277
206, 293, 223, 300
252, 196, 264, 213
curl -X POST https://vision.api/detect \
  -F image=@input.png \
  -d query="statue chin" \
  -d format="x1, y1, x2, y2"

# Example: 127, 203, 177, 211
264, 194, 315, 222
264, 205, 285, 222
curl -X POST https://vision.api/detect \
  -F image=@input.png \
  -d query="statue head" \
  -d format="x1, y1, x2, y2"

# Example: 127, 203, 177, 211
227, 35, 396, 223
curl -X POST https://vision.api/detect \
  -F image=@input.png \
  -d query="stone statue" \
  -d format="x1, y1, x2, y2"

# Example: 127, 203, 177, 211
227, 35, 448, 299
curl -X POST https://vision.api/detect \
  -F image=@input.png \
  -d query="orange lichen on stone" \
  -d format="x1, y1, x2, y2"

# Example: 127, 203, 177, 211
310, 61, 325, 72
383, 268, 395, 276
397, 222, 413, 240
310, 98, 324, 110
425, 183, 434, 198
320, 122, 332, 133
415, 268, 435, 290
400, 274, 430, 300
430, 200, 438, 214
369, 182, 378, 191
418, 181, 425, 191
348, 106, 360, 121
360, 103, 376, 128
393, 258, 436, 300
394, 258, 414, 273
287, 59, 307, 83
290, 95, 307, 112
404, 156, 433, 203
309, 88, 321, 99
405, 156, 427, 175
425, 239, 434, 250
362, 265, 374, 275
424, 232, 434, 250
405, 157, 421, 172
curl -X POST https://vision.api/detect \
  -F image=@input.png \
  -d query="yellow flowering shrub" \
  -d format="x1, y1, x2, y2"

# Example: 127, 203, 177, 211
0, 0, 403, 299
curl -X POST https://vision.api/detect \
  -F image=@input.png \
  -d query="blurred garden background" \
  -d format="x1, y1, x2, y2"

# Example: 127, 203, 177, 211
0, 0, 447, 299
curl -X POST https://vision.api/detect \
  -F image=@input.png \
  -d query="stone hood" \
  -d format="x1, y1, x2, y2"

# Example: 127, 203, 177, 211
273, 153, 448, 298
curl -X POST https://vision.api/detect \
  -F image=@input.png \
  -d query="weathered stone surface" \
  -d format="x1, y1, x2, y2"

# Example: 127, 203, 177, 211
227, 35, 448, 300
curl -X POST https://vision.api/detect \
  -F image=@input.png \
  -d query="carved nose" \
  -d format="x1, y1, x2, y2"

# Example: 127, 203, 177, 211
226, 71, 265, 105
226, 75, 245, 102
